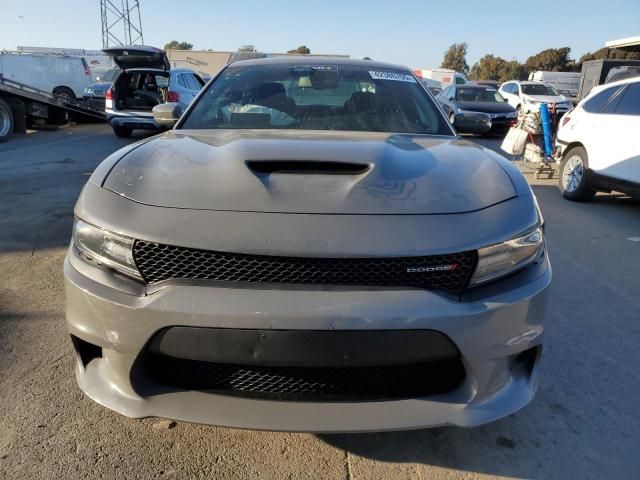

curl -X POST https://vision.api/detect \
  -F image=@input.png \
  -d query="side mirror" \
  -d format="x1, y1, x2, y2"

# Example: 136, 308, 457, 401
453, 112, 492, 135
153, 103, 183, 127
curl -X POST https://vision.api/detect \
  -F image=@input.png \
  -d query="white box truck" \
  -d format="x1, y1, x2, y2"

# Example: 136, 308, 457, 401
414, 68, 468, 86
528, 71, 581, 99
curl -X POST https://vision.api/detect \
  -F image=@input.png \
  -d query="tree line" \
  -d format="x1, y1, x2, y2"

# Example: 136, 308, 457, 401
163, 41, 312, 55
441, 43, 640, 82
162, 40, 639, 82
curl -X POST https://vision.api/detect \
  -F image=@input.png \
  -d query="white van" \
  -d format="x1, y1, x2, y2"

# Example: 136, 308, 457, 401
528, 71, 581, 99
0, 52, 92, 99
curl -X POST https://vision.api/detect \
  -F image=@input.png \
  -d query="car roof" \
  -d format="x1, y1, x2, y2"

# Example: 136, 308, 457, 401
588, 75, 640, 96
228, 56, 410, 71
454, 84, 496, 89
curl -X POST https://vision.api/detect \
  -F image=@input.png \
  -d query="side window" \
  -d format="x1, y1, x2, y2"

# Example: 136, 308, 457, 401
502, 83, 513, 94
613, 83, 640, 115
442, 86, 453, 99
512, 83, 521, 95
193, 74, 205, 88
582, 86, 623, 113
176, 74, 187, 88
189, 74, 202, 90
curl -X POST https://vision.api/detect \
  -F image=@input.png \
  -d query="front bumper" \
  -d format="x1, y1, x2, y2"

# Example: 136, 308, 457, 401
64, 242, 551, 432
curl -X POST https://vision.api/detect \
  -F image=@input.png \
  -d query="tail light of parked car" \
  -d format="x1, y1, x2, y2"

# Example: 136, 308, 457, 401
105, 88, 113, 109
167, 91, 180, 102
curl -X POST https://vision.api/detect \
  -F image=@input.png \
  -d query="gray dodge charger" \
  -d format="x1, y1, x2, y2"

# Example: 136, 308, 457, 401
64, 57, 550, 432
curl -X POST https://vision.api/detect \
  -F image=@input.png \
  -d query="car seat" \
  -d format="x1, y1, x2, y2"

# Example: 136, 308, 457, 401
251, 82, 296, 117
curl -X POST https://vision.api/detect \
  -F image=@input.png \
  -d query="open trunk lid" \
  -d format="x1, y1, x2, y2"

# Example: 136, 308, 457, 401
103, 45, 169, 71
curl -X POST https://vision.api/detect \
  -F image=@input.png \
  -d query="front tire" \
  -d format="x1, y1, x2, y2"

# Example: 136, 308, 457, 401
112, 125, 132, 138
448, 111, 455, 125
53, 87, 75, 101
559, 146, 595, 202
0, 98, 14, 143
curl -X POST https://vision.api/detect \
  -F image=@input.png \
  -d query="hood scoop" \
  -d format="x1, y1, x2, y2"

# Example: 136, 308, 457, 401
246, 160, 371, 175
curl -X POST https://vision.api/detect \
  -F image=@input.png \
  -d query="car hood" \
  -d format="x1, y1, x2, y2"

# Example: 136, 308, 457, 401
102, 130, 517, 214
457, 101, 515, 114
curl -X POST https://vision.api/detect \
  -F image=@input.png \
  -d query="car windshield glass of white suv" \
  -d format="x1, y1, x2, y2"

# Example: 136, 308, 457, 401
456, 87, 506, 103
521, 84, 558, 96
180, 64, 453, 135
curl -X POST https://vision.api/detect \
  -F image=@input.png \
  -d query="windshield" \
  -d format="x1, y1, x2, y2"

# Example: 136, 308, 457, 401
521, 84, 558, 96
456, 87, 505, 103
100, 68, 121, 82
180, 64, 453, 135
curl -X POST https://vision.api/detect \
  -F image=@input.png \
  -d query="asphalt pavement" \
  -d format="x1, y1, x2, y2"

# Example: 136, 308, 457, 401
1, 124, 639, 479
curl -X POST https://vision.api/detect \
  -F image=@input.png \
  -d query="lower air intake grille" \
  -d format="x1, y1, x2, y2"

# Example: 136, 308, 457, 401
141, 352, 465, 402
133, 241, 477, 292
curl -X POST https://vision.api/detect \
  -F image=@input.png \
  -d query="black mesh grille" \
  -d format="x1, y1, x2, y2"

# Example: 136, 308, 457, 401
133, 240, 477, 292
142, 352, 465, 401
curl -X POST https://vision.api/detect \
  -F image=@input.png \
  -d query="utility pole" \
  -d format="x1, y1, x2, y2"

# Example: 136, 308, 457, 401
100, 0, 144, 48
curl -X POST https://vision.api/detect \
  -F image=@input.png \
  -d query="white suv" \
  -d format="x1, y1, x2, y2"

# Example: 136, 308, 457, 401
499, 81, 572, 114
556, 77, 640, 201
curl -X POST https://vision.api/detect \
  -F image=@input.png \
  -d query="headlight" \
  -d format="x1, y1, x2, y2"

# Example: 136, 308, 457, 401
524, 97, 539, 104
469, 227, 544, 286
73, 219, 142, 280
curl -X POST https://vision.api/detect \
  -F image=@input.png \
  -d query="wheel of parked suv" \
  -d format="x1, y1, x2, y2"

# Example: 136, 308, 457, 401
53, 87, 75, 101
559, 146, 595, 202
112, 125, 133, 138
0, 98, 14, 143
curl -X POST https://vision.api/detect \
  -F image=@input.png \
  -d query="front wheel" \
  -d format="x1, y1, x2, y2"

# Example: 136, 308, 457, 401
53, 87, 75, 101
448, 111, 455, 124
0, 98, 15, 143
112, 125, 132, 138
559, 146, 595, 202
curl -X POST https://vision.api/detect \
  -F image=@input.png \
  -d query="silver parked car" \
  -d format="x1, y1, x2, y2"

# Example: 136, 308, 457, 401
103, 46, 204, 137
65, 57, 551, 432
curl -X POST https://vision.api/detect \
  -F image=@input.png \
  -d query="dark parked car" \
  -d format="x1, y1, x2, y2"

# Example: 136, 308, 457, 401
82, 68, 121, 109
437, 84, 517, 135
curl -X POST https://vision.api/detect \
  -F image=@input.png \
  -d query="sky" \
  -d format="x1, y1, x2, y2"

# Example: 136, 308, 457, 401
1, 0, 638, 68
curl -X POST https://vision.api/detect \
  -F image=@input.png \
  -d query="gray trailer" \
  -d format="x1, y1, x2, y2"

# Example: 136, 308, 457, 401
0, 75, 105, 142
577, 59, 640, 100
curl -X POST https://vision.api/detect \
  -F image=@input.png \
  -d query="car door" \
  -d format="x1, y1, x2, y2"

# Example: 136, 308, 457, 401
608, 82, 640, 183
438, 86, 455, 114
578, 84, 633, 181
500, 83, 518, 108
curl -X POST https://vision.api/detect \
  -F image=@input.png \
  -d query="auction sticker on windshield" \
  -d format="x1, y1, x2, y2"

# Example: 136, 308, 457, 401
369, 71, 417, 83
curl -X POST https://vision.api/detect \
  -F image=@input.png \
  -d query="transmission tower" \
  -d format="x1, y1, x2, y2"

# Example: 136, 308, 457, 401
100, 1, 144, 48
